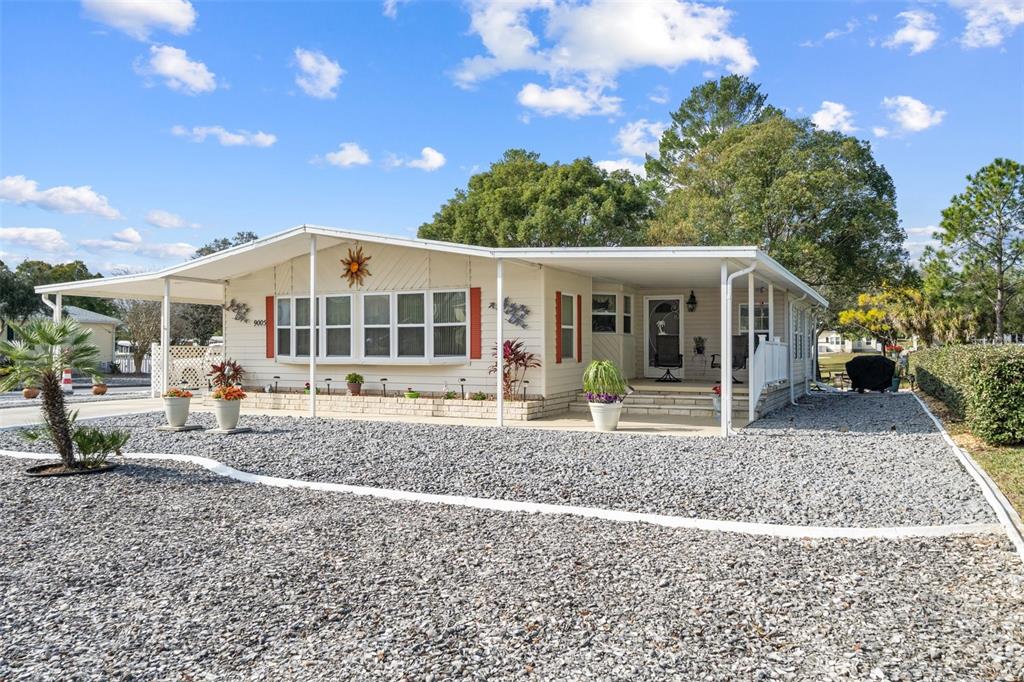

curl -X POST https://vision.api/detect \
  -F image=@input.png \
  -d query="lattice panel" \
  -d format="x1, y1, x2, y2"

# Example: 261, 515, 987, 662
151, 344, 224, 390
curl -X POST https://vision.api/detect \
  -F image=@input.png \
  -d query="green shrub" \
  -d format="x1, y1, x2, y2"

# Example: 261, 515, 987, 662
911, 345, 1024, 445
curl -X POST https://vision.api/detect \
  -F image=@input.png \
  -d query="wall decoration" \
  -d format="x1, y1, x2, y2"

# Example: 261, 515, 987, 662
223, 299, 250, 323
341, 246, 372, 287
489, 297, 530, 329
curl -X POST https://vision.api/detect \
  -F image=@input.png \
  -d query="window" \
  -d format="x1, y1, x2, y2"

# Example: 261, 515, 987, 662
433, 291, 467, 357
397, 293, 426, 357
295, 297, 313, 357
363, 294, 391, 357
592, 294, 616, 333
323, 295, 352, 357
276, 298, 291, 356
739, 303, 769, 334
560, 293, 575, 360
623, 295, 632, 334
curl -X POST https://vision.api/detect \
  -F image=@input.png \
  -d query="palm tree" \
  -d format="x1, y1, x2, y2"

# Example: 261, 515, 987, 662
0, 319, 100, 468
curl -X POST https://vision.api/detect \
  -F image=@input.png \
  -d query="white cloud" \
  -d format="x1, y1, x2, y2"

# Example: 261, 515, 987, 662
80, 233, 196, 259
322, 142, 372, 167
455, 0, 755, 117
517, 83, 621, 117
113, 227, 143, 243
596, 158, 646, 176
171, 125, 277, 147
146, 209, 199, 229
905, 225, 942, 261
136, 44, 216, 94
0, 175, 121, 219
951, 0, 1024, 47
0, 227, 71, 253
872, 126, 889, 138
82, 0, 196, 40
403, 147, 447, 171
648, 85, 670, 105
882, 95, 946, 133
801, 19, 859, 47
811, 101, 857, 133
906, 225, 940, 237
614, 119, 667, 157
382, 0, 410, 18
884, 10, 939, 54
294, 48, 344, 99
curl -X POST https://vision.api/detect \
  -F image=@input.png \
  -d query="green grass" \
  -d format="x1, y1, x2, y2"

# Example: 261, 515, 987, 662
917, 391, 1024, 516
818, 352, 856, 376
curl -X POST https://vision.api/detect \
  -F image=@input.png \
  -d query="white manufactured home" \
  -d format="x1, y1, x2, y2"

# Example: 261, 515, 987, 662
35, 225, 827, 436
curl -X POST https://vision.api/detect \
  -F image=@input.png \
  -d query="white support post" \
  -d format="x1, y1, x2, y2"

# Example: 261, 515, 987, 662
53, 293, 63, 322
495, 258, 504, 427
309, 234, 317, 418
767, 283, 774, 340
747, 272, 755, 423
719, 262, 729, 437
221, 285, 228, 363
161, 279, 170, 396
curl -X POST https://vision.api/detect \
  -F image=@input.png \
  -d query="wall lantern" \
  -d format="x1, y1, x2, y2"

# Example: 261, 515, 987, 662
686, 290, 698, 313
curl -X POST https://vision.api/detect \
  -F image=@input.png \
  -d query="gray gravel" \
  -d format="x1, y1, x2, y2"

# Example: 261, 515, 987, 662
0, 393, 994, 527
0, 390, 150, 410
1, 455, 1021, 680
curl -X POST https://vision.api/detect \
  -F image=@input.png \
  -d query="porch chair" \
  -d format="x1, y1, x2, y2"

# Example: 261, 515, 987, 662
710, 337, 751, 384
653, 335, 683, 382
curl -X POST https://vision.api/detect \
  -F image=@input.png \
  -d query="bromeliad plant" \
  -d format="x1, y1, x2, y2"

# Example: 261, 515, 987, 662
582, 360, 629, 404
489, 339, 541, 400
0, 319, 102, 470
209, 359, 245, 388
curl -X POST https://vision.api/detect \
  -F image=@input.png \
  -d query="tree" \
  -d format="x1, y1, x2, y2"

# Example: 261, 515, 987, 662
647, 111, 908, 319
418, 149, 653, 247
115, 300, 162, 374
933, 158, 1023, 338
0, 319, 100, 469
14, 260, 119, 317
194, 231, 259, 257
0, 261, 41, 326
645, 75, 782, 191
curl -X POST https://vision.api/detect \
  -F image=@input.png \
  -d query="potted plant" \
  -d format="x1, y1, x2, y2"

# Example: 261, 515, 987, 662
711, 384, 722, 416
303, 381, 319, 395
91, 376, 108, 395
208, 359, 245, 387
210, 385, 247, 430
346, 372, 364, 396
582, 360, 629, 432
0, 318, 113, 475
404, 387, 421, 399
22, 380, 39, 400
162, 387, 193, 427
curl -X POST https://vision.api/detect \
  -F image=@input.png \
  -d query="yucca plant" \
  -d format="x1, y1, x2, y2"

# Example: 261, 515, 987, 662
0, 319, 100, 468
582, 360, 628, 403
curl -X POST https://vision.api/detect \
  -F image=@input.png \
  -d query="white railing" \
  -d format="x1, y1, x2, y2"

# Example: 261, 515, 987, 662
150, 343, 224, 396
113, 351, 150, 374
750, 336, 788, 412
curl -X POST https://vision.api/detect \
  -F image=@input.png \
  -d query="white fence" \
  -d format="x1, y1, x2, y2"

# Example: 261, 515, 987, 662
750, 336, 788, 413
113, 352, 151, 374
150, 344, 223, 396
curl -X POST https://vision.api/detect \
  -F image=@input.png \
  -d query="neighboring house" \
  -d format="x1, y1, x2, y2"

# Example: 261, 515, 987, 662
2, 305, 122, 363
817, 330, 882, 354
33, 226, 827, 435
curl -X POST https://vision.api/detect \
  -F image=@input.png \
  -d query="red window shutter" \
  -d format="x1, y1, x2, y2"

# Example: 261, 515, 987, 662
265, 296, 275, 358
576, 293, 582, 363
555, 291, 562, 364
469, 287, 482, 359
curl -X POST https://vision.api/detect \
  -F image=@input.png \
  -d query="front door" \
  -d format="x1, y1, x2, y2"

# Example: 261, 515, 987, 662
644, 297, 683, 379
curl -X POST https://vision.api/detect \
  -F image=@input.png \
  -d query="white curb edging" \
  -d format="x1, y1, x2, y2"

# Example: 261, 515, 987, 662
910, 392, 1024, 562
0, 448, 1003, 541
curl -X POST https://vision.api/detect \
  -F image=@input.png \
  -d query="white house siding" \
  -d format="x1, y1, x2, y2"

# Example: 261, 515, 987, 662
81, 322, 117, 363
542, 266, 593, 397
222, 243, 546, 397
590, 281, 640, 379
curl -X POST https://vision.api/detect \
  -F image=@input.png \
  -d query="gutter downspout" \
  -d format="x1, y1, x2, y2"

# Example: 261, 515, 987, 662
724, 262, 757, 436
789, 292, 807, 406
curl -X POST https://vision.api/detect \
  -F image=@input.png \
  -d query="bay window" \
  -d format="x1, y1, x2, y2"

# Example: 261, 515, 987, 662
363, 294, 391, 357
397, 292, 426, 357
323, 295, 352, 357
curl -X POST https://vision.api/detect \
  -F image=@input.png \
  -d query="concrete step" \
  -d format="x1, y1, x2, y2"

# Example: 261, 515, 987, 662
569, 402, 720, 419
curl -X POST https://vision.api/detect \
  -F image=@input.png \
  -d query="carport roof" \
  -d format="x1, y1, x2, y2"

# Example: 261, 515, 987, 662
34, 224, 828, 307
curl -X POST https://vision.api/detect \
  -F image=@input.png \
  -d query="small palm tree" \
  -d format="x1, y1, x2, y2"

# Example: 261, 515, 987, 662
0, 319, 100, 468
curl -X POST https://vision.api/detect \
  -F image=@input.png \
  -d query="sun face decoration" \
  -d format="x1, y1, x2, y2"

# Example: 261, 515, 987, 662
341, 246, 372, 287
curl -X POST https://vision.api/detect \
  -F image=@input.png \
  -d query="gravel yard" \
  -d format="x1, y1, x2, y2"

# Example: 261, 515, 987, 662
0, 393, 995, 527
1, 456, 1021, 680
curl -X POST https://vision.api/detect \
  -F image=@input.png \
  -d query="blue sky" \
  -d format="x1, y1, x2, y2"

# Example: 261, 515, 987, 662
1, 0, 1022, 274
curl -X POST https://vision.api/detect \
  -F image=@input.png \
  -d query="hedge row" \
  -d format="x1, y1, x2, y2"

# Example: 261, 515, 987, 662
911, 345, 1024, 446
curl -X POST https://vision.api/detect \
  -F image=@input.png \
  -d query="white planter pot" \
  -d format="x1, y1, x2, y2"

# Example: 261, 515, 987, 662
163, 397, 191, 427
213, 399, 241, 430
588, 402, 623, 432
712, 395, 721, 416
